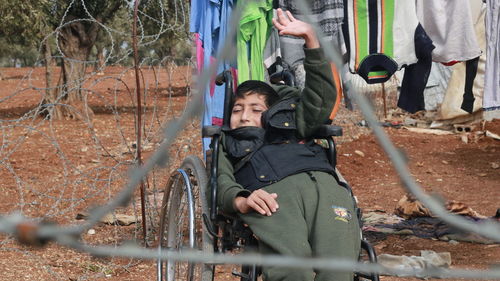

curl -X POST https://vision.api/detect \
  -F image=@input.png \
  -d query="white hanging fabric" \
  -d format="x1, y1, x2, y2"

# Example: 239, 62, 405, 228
484, 0, 500, 111
416, 0, 482, 63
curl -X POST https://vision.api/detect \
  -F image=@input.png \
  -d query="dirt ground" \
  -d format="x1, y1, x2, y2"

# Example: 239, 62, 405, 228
0, 66, 498, 281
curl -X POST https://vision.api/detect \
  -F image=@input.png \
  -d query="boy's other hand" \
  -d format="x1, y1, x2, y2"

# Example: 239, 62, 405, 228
272, 8, 320, 49
234, 190, 279, 216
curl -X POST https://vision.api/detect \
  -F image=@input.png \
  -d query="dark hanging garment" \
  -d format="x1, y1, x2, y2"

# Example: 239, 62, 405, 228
460, 56, 480, 114
397, 24, 435, 113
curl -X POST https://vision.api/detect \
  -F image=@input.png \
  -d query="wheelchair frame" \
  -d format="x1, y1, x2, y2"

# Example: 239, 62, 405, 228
156, 70, 379, 281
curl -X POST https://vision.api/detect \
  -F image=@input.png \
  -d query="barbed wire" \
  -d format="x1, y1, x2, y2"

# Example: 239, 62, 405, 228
0, 0, 498, 280
0, 0, 194, 279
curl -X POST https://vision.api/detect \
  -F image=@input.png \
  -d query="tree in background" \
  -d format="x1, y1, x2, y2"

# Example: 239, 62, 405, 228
0, 0, 191, 118
0, 0, 123, 119
137, 0, 191, 63
0, 2, 48, 79
0, 38, 39, 67
47, 1, 123, 119
0, 1, 59, 100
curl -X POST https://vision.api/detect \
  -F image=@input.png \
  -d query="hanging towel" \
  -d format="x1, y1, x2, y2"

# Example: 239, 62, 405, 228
237, 0, 274, 84
263, 25, 282, 70
438, 3, 486, 120
484, 0, 500, 111
416, 0, 482, 64
278, 0, 344, 88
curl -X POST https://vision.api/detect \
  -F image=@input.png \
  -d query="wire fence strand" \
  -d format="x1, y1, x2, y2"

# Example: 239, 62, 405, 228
0, 0, 498, 280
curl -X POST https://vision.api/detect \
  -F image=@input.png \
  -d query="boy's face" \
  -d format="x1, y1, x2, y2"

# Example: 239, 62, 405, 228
230, 93, 268, 129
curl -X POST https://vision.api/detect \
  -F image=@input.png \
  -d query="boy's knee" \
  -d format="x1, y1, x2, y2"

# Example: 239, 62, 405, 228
263, 266, 313, 281
315, 270, 354, 281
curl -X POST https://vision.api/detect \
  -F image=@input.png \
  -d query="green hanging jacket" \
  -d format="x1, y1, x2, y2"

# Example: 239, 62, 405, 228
237, 0, 274, 84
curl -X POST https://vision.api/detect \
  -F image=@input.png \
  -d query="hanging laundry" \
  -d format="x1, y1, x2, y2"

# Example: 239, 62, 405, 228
264, 25, 296, 85
190, 0, 221, 67
484, 0, 500, 112
397, 24, 435, 113
237, 0, 274, 84
280, 0, 345, 40
278, 0, 344, 88
194, 33, 204, 74
190, 0, 236, 151
416, 0, 484, 115
263, 25, 282, 74
416, 0, 482, 64
342, 0, 434, 114
273, 1, 344, 120
210, 0, 237, 127
437, 1, 487, 120
342, 0, 421, 84
461, 57, 480, 113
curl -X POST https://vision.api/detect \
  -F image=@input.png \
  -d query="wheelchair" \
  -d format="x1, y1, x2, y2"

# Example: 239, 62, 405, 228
156, 70, 380, 281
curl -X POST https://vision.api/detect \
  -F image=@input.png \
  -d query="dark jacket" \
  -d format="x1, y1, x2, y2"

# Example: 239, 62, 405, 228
217, 47, 337, 213
223, 96, 335, 191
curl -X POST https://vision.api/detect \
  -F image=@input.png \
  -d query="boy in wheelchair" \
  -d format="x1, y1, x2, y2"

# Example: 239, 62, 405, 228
216, 9, 360, 281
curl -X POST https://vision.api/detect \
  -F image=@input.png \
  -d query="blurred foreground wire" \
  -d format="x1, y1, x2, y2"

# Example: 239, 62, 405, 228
0, 0, 498, 280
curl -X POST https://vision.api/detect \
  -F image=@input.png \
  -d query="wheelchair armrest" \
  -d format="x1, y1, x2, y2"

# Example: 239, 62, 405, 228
312, 125, 343, 138
217, 210, 239, 221
202, 126, 222, 138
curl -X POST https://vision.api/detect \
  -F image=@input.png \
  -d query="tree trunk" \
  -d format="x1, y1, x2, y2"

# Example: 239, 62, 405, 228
42, 40, 63, 119
53, 18, 99, 120
45, 1, 123, 120
94, 45, 105, 74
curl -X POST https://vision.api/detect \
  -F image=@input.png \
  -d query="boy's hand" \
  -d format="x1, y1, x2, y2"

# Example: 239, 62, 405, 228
234, 190, 279, 216
272, 8, 320, 49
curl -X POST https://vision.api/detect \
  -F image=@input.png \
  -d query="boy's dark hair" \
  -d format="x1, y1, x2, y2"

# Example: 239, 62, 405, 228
234, 80, 279, 108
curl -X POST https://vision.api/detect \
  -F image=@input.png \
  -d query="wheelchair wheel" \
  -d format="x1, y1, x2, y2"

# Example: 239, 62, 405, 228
157, 155, 213, 281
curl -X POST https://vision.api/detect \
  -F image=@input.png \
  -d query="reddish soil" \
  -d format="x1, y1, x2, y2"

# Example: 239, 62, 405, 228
0, 66, 498, 281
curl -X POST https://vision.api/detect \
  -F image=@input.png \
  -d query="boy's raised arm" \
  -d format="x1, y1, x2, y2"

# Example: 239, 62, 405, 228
273, 9, 337, 138
272, 9, 320, 49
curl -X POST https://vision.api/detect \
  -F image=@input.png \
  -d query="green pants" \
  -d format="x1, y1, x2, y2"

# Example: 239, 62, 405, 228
239, 171, 361, 281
